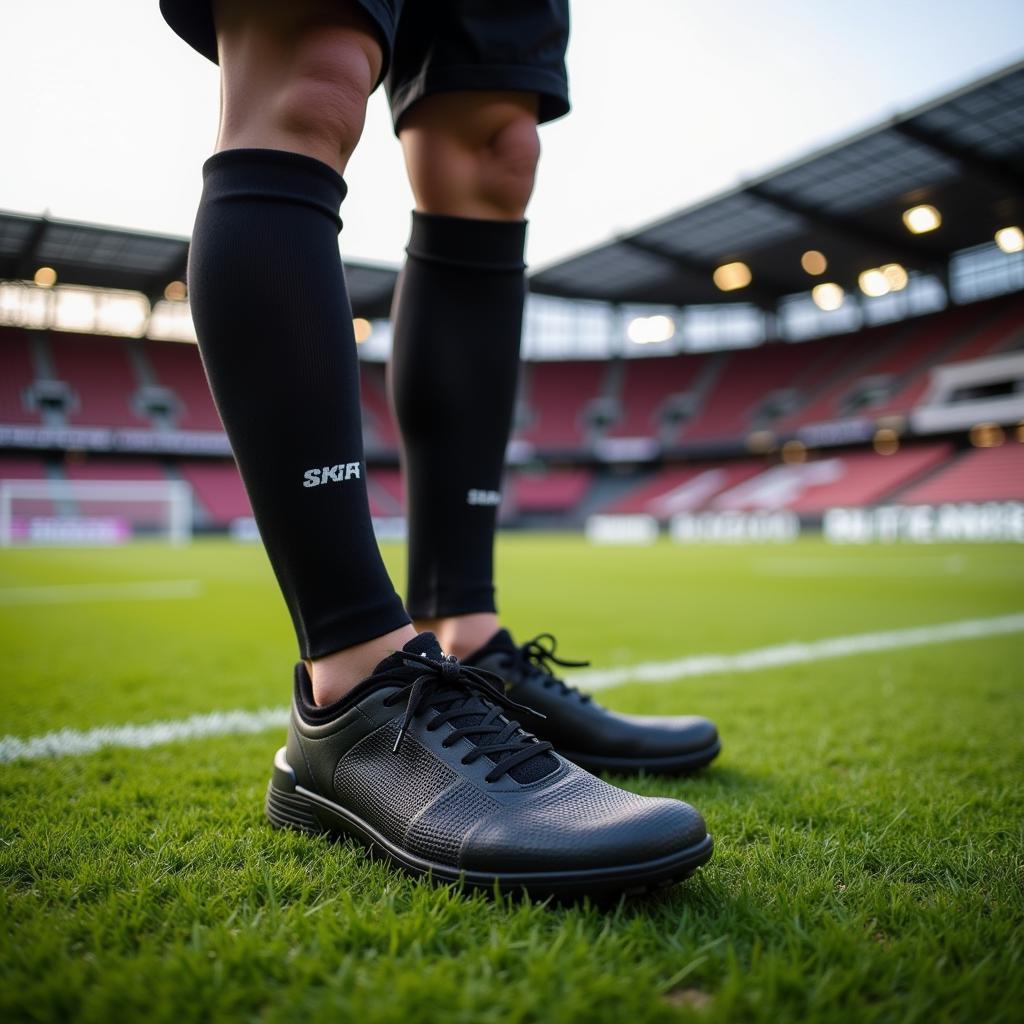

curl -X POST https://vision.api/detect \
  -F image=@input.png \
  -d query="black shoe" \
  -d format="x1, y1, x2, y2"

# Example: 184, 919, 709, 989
266, 633, 712, 898
466, 631, 721, 775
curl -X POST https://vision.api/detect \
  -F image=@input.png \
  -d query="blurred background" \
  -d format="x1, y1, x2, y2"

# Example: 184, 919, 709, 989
1, 0, 1023, 546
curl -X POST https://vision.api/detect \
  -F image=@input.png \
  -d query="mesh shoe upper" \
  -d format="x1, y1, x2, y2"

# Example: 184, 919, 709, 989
284, 633, 708, 872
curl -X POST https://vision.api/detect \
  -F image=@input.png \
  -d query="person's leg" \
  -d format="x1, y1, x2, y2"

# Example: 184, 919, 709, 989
389, 91, 539, 658
190, 0, 415, 703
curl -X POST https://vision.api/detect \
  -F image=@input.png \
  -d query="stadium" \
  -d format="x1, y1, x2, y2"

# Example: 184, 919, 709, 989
1, 28, 1022, 1024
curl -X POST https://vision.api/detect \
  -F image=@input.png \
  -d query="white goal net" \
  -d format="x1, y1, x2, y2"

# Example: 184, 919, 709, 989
0, 479, 193, 547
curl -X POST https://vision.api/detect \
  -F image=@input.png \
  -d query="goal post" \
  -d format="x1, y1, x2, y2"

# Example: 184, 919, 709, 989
0, 479, 193, 547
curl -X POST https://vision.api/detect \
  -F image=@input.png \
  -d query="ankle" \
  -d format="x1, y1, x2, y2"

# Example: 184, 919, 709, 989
308, 624, 418, 706
416, 612, 500, 661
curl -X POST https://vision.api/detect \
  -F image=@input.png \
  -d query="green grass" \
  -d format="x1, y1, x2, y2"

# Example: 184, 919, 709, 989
1, 536, 1022, 1023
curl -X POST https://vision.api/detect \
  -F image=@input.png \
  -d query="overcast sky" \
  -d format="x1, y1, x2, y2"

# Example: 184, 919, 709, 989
3, 1, 1022, 271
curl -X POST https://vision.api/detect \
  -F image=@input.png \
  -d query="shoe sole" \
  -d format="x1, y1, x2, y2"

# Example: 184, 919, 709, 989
560, 738, 722, 776
265, 747, 713, 900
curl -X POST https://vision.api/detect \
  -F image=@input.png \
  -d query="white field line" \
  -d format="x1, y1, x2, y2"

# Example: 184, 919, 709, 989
0, 708, 288, 763
0, 579, 202, 605
575, 611, 1024, 691
1, 612, 1022, 764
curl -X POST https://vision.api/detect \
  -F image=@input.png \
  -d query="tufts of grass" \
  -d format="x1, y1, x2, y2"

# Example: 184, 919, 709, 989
1, 537, 1023, 1022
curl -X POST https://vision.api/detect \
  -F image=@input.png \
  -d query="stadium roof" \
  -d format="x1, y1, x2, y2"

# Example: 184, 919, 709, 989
0, 211, 400, 319
530, 60, 1024, 309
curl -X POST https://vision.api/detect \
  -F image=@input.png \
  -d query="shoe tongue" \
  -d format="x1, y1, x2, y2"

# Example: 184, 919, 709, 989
384, 630, 557, 784
467, 628, 517, 662
372, 631, 444, 675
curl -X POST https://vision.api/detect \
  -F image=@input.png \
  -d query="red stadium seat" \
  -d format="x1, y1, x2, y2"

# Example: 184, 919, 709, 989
145, 341, 223, 431
896, 444, 1024, 504
0, 329, 42, 424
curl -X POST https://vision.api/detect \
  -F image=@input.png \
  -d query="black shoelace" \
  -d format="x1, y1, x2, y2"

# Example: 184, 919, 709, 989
518, 634, 592, 703
382, 653, 553, 784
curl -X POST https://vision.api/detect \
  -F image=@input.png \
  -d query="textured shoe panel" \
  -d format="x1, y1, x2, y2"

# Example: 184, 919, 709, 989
333, 720, 458, 844
461, 767, 707, 872
404, 780, 501, 867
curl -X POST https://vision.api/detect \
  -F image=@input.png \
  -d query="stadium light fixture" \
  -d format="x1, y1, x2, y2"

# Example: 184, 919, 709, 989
902, 204, 941, 234
712, 262, 751, 292
781, 439, 807, 464
800, 250, 827, 276
811, 283, 844, 311
858, 268, 890, 297
353, 317, 373, 343
33, 266, 57, 288
873, 427, 900, 456
627, 314, 676, 344
881, 263, 908, 291
969, 422, 1004, 448
995, 226, 1024, 254
164, 280, 187, 302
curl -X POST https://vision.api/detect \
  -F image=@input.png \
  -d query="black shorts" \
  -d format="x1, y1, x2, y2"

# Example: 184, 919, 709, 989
159, 0, 571, 132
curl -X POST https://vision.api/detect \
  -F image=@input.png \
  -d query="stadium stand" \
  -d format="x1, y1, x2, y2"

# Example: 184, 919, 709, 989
61, 456, 167, 481
606, 355, 708, 439
519, 361, 609, 447
145, 341, 222, 431
0, 456, 52, 518
682, 342, 814, 441
710, 443, 953, 514
360, 363, 400, 450
0, 455, 48, 482
177, 460, 252, 523
603, 461, 767, 519
48, 334, 148, 427
0, 328, 40, 424
2, 64, 1022, 534
895, 443, 1024, 504
366, 466, 405, 517
510, 469, 592, 513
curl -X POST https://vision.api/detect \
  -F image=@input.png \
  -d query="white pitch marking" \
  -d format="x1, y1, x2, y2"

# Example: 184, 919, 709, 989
0, 707, 288, 763
1, 612, 1022, 763
0, 579, 202, 605
575, 611, 1024, 691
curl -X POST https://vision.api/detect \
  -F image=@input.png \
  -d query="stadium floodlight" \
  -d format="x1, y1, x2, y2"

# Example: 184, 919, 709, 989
881, 263, 908, 291
712, 262, 751, 292
902, 204, 941, 234
95, 291, 150, 337
0, 479, 193, 547
811, 282, 844, 311
873, 427, 900, 456
968, 422, 1005, 448
164, 280, 188, 301
626, 314, 675, 344
800, 250, 827, 275
33, 266, 57, 288
995, 226, 1024, 254
858, 268, 890, 297
781, 439, 807, 464
353, 317, 373, 343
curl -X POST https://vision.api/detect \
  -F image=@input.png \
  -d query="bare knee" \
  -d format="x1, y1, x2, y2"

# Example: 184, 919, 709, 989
400, 93, 541, 220
214, 0, 383, 173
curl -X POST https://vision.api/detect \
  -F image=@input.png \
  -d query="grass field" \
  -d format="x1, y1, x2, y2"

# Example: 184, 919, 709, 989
1, 535, 1022, 1023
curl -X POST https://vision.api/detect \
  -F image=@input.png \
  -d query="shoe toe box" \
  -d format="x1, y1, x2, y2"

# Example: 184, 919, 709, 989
459, 769, 707, 874
619, 713, 719, 756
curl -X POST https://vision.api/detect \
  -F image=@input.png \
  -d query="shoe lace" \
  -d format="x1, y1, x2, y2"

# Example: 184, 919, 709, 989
382, 652, 553, 784
518, 633, 592, 703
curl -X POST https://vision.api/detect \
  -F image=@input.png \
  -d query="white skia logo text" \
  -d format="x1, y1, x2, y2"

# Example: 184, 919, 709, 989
304, 462, 362, 488
467, 488, 502, 506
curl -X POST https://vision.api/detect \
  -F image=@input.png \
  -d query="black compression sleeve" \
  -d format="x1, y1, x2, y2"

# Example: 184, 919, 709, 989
389, 212, 527, 619
188, 148, 410, 657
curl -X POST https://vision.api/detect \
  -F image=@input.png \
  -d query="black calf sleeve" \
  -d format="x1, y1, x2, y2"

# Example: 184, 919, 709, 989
188, 148, 409, 657
389, 212, 527, 619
